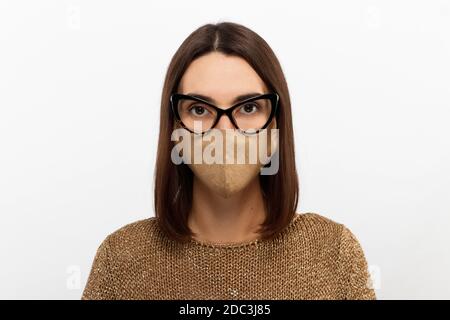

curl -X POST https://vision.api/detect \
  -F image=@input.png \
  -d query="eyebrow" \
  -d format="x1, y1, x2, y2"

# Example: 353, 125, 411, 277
184, 92, 264, 105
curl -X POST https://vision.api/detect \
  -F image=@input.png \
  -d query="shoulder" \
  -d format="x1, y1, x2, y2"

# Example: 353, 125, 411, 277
96, 217, 163, 261
295, 211, 343, 227
292, 212, 366, 255
82, 217, 161, 299
106, 216, 159, 244
293, 212, 376, 299
293, 212, 345, 241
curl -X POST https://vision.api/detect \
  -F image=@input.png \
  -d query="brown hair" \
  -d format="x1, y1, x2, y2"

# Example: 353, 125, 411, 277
154, 21, 299, 243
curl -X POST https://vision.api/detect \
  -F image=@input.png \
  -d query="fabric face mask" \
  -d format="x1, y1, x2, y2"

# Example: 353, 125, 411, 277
176, 128, 278, 198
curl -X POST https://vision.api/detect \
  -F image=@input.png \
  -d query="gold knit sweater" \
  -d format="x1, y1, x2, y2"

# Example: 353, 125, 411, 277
82, 212, 376, 300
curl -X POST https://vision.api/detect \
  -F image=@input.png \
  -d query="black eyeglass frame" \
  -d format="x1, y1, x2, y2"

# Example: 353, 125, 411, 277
170, 92, 279, 135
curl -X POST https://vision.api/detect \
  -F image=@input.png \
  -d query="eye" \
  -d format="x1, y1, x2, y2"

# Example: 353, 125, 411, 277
238, 103, 259, 115
188, 104, 211, 117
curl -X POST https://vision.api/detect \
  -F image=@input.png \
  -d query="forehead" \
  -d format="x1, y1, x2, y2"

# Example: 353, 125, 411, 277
178, 52, 268, 105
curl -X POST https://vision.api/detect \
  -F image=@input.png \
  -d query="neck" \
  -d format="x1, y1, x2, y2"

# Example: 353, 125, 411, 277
188, 176, 267, 244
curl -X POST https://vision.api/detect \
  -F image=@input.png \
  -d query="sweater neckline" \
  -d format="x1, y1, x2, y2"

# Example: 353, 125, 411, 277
188, 214, 300, 249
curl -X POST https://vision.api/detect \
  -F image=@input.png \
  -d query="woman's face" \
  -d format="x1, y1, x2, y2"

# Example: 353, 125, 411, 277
177, 51, 275, 130
175, 52, 278, 198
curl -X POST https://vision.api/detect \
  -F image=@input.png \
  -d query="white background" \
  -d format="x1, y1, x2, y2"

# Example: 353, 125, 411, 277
1, 0, 449, 299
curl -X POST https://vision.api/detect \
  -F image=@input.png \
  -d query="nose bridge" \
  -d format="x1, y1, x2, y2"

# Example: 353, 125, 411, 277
214, 111, 235, 130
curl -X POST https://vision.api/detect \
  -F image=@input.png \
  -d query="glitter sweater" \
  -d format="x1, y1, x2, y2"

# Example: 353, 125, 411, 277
81, 212, 376, 300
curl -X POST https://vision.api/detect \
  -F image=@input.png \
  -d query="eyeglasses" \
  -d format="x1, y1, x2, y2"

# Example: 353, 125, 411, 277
170, 92, 279, 135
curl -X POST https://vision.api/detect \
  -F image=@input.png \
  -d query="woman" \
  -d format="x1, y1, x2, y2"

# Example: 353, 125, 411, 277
82, 22, 376, 300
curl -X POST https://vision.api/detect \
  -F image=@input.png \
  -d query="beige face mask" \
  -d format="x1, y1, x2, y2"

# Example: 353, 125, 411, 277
176, 127, 278, 198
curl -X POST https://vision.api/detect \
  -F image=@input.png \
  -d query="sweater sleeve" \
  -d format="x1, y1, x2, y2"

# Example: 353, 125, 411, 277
337, 225, 376, 300
81, 235, 116, 300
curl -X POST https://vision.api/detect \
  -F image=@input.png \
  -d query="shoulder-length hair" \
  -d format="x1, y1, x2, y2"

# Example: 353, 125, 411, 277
154, 21, 299, 243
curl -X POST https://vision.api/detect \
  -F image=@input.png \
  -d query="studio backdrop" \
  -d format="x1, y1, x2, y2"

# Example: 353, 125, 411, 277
0, 0, 449, 299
